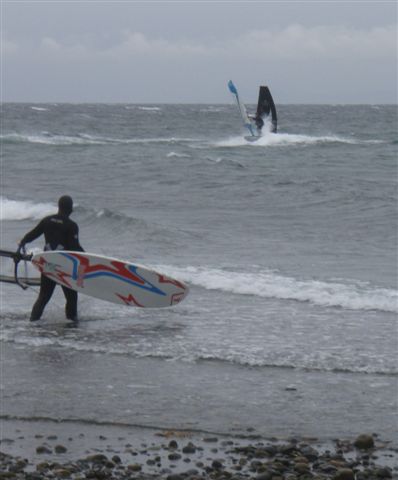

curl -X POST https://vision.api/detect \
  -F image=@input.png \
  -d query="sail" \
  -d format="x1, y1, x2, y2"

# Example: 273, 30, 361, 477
228, 80, 255, 137
256, 86, 277, 133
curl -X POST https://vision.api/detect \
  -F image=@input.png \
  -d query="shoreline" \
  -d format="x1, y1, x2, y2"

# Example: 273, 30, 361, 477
1, 419, 397, 479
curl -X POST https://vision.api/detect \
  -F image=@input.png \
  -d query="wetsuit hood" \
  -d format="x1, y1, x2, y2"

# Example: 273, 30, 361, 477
58, 195, 73, 216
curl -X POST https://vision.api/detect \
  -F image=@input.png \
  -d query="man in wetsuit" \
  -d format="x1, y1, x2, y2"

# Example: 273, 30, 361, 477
249, 114, 264, 134
253, 114, 264, 133
19, 195, 84, 322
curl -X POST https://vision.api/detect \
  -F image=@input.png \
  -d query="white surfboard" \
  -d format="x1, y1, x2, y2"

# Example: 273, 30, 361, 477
31, 251, 189, 308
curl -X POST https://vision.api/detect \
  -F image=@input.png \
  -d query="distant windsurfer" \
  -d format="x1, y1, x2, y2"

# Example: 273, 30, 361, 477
228, 81, 277, 137
18, 195, 84, 322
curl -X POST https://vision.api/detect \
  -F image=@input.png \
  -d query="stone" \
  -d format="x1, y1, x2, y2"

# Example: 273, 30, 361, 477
86, 470, 108, 479
329, 460, 348, 468
24, 474, 43, 480
295, 462, 310, 474
354, 434, 375, 450
255, 472, 273, 480
53, 469, 73, 478
374, 467, 392, 478
333, 468, 355, 480
168, 452, 182, 461
8, 459, 27, 473
85, 454, 108, 464
36, 461, 51, 471
250, 460, 264, 471
182, 442, 196, 454
36, 445, 52, 454
280, 444, 297, 455
300, 446, 319, 462
168, 440, 178, 449
184, 469, 199, 476
55, 444, 68, 454
212, 459, 224, 470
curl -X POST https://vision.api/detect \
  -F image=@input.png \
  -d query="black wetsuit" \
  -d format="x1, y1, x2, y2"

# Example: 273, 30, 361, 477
254, 115, 264, 133
20, 213, 84, 321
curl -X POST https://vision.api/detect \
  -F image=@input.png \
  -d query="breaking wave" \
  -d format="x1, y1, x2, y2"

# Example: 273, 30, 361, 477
1, 197, 55, 221
1, 326, 396, 375
215, 133, 360, 148
1, 133, 198, 146
137, 106, 162, 112
166, 151, 191, 158
159, 265, 398, 313
30, 106, 49, 112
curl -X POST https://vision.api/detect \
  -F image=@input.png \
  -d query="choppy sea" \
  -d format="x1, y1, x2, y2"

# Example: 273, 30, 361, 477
1, 103, 397, 443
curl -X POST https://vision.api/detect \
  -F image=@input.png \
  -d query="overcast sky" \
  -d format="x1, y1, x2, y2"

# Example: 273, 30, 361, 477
1, 1, 397, 103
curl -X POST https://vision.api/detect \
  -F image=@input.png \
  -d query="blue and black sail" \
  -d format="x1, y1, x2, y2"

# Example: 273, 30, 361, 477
228, 80, 278, 137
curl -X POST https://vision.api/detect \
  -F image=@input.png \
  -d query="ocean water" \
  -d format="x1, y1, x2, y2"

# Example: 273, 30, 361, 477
1, 103, 397, 443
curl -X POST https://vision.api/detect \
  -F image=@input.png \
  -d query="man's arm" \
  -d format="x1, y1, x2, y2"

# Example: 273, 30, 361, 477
19, 219, 45, 247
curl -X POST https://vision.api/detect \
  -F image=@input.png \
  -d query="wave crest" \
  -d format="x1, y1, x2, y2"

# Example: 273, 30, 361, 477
1, 133, 197, 146
1, 196, 55, 221
159, 265, 398, 313
215, 133, 359, 148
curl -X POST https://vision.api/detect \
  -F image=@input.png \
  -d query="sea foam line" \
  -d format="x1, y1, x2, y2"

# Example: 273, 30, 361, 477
0, 133, 198, 146
1, 332, 395, 375
215, 133, 360, 148
159, 265, 398, 313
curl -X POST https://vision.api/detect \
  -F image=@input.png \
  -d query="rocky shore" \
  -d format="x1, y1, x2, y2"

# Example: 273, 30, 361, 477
1, 427, 397, 480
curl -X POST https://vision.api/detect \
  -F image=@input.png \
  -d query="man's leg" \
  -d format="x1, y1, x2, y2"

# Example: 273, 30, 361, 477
30, 275, 57, 321
62, 286, 78, 321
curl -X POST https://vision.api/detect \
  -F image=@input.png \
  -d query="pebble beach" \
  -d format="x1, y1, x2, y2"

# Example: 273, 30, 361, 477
1, 419, 397, 480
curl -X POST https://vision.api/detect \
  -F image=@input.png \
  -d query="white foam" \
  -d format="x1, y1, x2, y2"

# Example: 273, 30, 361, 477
158, 265, 398, 313
200, 107, 223, 113
166, 151, 191, 158
137, 106, 161, 111
0, 196, 55, 221
1, 325, 395, 374
1, 132, 108, 145
1, 133, 197, 146
215, 132, 358, 148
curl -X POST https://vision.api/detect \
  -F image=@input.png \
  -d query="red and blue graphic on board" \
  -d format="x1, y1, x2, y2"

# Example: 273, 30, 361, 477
32, 251, 188, 308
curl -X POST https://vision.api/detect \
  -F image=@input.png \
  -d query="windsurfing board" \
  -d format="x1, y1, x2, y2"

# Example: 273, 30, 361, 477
31, 251, 189, 308
244, 135, 261, 142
